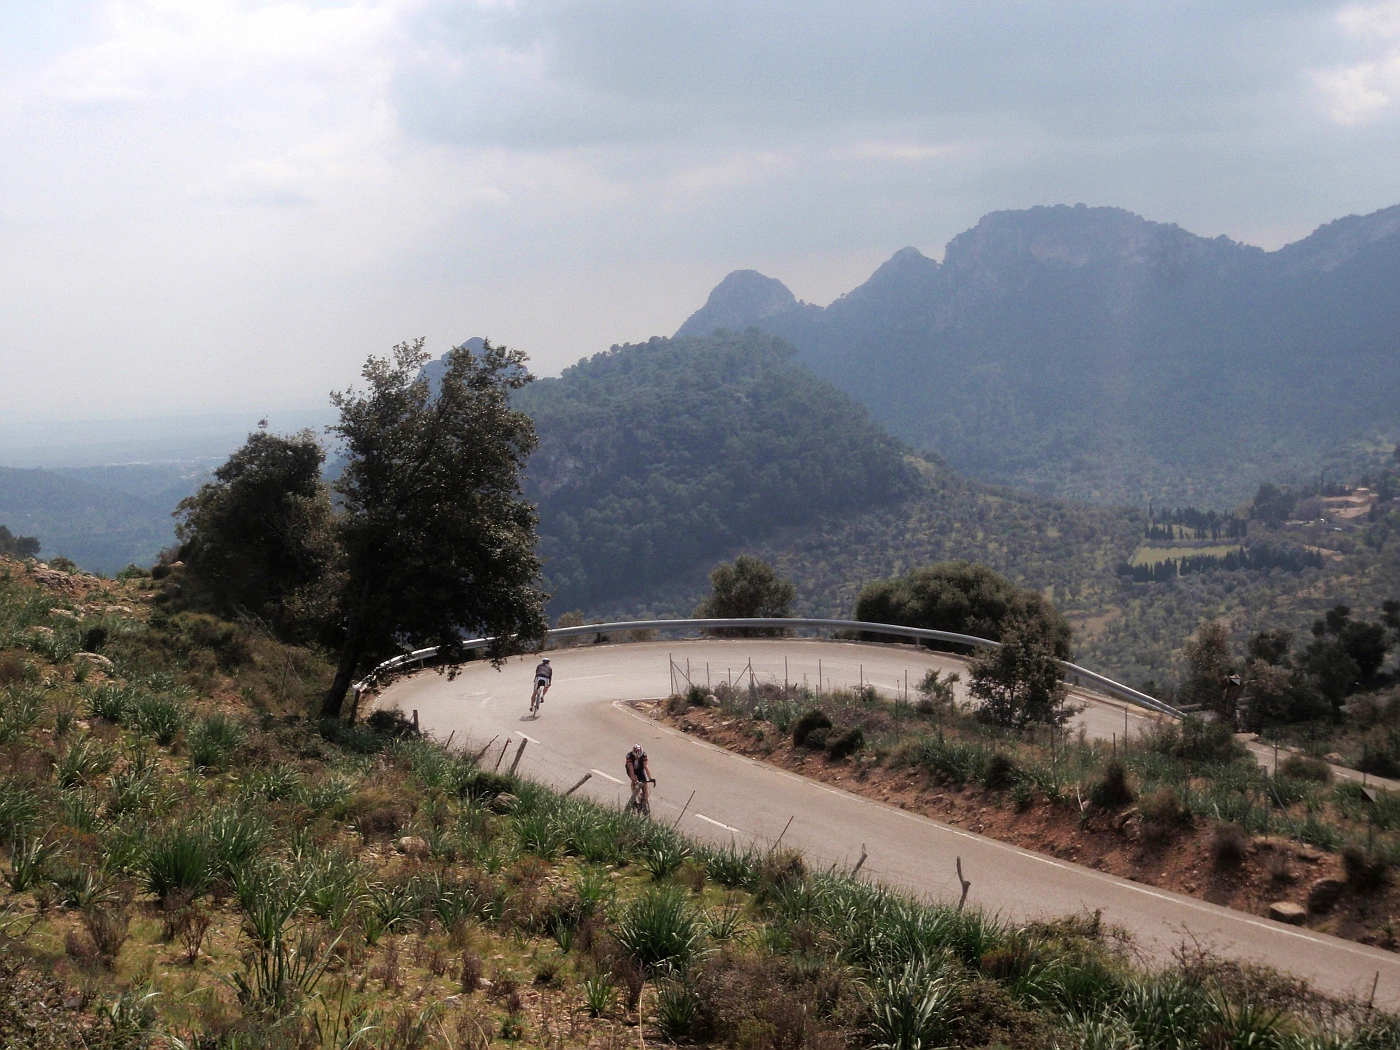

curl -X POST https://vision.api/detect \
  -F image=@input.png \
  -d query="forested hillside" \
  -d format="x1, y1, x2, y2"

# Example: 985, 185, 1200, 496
679, 203, 1400, 506
516, 331, 914, 611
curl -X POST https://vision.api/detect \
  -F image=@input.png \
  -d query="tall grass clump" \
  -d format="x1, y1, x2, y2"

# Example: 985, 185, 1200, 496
187, 713, 242, 771
143, 825, 212, 903
130, 692, 187, 746
613, 884, 701, 975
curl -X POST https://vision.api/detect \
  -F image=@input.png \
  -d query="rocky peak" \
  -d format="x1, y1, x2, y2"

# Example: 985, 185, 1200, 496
675, 270, 798, 337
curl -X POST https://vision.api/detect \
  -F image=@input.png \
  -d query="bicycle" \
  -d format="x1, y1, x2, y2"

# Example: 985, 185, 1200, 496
627, 778, 657, 817
529, 677, 550, 718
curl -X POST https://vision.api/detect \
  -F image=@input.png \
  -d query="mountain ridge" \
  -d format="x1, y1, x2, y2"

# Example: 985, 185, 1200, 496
677, 203, 1400, 505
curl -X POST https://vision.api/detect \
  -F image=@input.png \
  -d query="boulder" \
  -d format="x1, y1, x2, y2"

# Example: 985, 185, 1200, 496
488, 792, 520, 814
394, 836, 430, 859
1268, 901, 1307, 925
75, 652, 114, 671
1307, 877, 1346, 913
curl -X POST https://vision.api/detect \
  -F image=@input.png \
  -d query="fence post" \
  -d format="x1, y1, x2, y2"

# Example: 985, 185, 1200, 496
508, 738, 528, 775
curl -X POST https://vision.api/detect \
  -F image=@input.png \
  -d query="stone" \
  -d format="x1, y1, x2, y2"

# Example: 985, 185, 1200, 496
394, 836, 430, 858
75, 652, 114, 671
1307, 877, 1346, 913
49, 608, 79, 620
488, 792, 520, 814
1268, 901, 1307, 925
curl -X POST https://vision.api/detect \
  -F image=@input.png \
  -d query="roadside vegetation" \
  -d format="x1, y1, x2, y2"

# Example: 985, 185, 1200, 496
6, 558, 1400, 1049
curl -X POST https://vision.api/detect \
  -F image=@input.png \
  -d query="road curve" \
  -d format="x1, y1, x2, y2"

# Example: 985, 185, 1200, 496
379, 637, 1400, 1007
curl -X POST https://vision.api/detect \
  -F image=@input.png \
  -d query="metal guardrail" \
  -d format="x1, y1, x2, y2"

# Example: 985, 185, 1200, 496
357, 617, 1180, 719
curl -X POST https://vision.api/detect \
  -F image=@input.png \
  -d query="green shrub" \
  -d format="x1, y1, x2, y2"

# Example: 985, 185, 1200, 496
1342, 847, 1389, 892
655, 977, 703, 1040
980, 752, 1018, 790
1279, 754, 1332, 783
867, 960, 956, 1050
701, 842, 761, 889
642, 839, 690, 880
86, 683, 133, 724
187, 713, 242, 771
53, 736, 113, 788
792, 709, 832, 748
1210, 824, 1247, 872
827, 726, 865, 760
613, 885, 700, 975
143, 825, 212, 903
130, 692, 187, 746
1090, 761, 1134, 810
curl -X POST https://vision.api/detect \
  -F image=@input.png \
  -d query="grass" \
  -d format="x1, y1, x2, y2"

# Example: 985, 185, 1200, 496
2, 557, 1400, 1050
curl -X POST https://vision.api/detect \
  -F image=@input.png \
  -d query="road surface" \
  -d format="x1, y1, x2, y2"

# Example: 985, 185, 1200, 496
379, 637, 1400, 1006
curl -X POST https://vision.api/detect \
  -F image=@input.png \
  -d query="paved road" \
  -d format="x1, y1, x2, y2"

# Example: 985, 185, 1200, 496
380, 638, 1400, 1006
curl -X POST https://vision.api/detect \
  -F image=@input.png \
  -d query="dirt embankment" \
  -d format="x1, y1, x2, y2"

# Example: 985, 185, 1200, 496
639, 699, 1400, 953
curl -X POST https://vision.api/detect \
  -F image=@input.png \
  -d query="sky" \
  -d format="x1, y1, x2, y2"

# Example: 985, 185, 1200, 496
2, 0, 1399, 431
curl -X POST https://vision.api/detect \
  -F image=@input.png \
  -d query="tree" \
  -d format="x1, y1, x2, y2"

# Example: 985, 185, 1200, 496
853, 561, 1073, 658
1245, 628, 1292, 667
1251, 483, 1296, 525
0, 525, 40, 560
694, 555, 795, 637
320, 339, 548, 717
1180, 621, 1236, 715
967, 615, 1073, 730
173, 428, 337, 634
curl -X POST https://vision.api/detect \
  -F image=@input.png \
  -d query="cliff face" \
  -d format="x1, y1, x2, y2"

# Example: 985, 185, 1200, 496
677, 204, 1400, 503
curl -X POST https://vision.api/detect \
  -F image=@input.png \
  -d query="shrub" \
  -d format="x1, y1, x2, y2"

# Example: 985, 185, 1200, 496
1090, 761, 1134, 810
655, 978, 703, 1040
1210, 825, 1248, 872
1279, 754, 1332, 783
613, 885, 700, 975
827, 726, 865, 760
460, 950, 484, 993
86, 683, 132, 723
81, 906, 130, 970
131, 693, 187, 746
53, 736, 112, 788
792, 709, 833, 748
868, 960, 956, 1050
143, 826, 212, 903
980, 752, 1017, 790
187, 713, 242, 771
643, 839, 690, 881
1342, 847, 1389, 892
0, 652, 31, 686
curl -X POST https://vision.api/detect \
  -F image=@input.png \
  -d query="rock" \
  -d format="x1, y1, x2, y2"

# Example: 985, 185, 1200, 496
1325, 752, 1345, 764
1307, 877, 1346, 913
1268, 901, 1307, 925
488, 792, 520, 814
705, 694, 719, 706
49, 608, 79, 620
1295, 846, 1323, 863
28, 626, 54, 638
75, 652, 114, 670
395, 836, 430, 858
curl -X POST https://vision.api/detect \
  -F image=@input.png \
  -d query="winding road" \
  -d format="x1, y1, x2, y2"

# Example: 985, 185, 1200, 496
380, 637, 1400, 1006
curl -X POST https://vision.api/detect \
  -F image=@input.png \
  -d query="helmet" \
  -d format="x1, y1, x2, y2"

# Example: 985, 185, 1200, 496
631, 744, 643, 754
541, 657, 550, 663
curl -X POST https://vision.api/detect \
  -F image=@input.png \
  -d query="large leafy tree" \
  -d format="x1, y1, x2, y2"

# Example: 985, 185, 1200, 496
173, 428, 337, 634
694, 555, 795, 637
321, 339, 547, 717
853, 560, 1073, 658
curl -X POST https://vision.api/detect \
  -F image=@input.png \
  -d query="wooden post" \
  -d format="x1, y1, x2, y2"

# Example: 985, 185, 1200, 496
565, 772, 592, 796
473, 736, 498, 762
669, 653, 674, 695
851, 844, 868, 876
412, 709, 419, 733
772, 814, 795, 851
508, 738, 528, 775
818, 659, 822, 698
672, 790, 696, 829
494, 738, 511, 771
444, 730, 455, 750
955, 857, 971, 911
784, 657, 788, 695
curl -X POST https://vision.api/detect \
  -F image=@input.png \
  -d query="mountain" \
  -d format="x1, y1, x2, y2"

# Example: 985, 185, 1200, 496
0, 467, 194, 574
678, 204, 1400, 505
514, 330, 915, 613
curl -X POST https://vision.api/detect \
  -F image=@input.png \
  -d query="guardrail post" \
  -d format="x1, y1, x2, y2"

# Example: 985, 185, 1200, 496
508, 738, 528, 775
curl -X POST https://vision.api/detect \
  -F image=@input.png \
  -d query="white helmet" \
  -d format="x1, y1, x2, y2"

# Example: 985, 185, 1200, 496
631, 744, 643, 754
541, 657, 550, 663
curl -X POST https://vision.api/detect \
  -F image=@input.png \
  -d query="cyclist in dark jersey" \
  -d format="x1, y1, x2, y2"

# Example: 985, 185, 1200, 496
625, 744, 653, 810
529, 657, 552, 715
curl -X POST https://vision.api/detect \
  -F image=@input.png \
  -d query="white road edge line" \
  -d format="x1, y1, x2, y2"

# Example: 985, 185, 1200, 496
695, 813, 739, 833
611, 701, 1400, 969
519, 733, 539, 743
590, 769, 624, 784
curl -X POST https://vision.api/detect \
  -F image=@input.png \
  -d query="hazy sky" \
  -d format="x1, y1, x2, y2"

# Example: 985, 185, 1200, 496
2, 0, 1398, 424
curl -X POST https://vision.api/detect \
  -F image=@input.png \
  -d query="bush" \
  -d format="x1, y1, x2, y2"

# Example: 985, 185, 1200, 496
1279, 754, 1332, 783
1139, 787, 1188, 844
1342, 847, 1389, 892
979, 752, 1017, 790
827, 726, 865, 760
1210, 824, 1247, 872
1090, 761, 1134, 810
613, 885, 700, 974
131, 692, 187, 746
187, 713, 242, 771
792, 709, 832, 748
143, 826, 212, 903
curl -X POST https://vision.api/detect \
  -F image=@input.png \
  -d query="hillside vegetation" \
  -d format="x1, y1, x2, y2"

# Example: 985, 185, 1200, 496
679, 204, 1400, 505
3, 558, 1400, 1049
518, 331, 914, 612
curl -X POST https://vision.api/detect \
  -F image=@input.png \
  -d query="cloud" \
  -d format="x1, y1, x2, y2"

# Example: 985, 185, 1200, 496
1315, 1, 1400, 123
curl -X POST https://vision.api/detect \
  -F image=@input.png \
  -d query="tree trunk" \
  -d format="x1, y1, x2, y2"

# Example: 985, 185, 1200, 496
321, 639, 362, 718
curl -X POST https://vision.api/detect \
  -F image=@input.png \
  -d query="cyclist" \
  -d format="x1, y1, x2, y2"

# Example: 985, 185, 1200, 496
529, 657, 553, 716
625, 744, 654, 813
